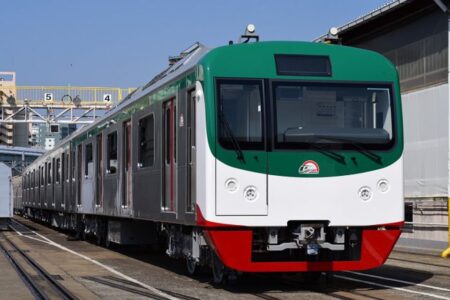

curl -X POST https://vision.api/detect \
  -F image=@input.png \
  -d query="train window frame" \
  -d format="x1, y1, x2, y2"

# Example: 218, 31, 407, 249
106, 131, 118, 175
215, 78, 266, 151
47, 161, 52, 185
40, 166, 44, 187
65, 151, 69, 182
85, 143, 93, 177
138, 113, 155, 169
269, 79, 398, 151
32, 169, 35, 188
44, 163, 47, 186
71, 150, 76, 181
56, 157, 61, 184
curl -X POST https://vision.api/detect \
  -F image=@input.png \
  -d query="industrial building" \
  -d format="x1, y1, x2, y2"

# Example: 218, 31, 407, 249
30, 123, 77, 150
317, 0, 449, 252
0, 72, 26, 146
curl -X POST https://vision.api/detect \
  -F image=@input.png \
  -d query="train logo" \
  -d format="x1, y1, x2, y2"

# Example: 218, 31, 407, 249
298, 160, 320, 174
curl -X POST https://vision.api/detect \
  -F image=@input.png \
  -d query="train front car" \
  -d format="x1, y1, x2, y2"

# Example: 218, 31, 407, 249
195, 42, 403, 277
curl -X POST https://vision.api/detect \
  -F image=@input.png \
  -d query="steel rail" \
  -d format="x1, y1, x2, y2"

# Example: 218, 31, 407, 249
0, 234, 49, 300
2, 231, 78, 300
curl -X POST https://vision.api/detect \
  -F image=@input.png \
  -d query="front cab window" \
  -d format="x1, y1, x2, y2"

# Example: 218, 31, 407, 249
217, 80, 264, 150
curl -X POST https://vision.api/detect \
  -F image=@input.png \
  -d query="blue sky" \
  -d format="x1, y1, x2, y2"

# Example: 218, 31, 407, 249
1, 0, 388, 88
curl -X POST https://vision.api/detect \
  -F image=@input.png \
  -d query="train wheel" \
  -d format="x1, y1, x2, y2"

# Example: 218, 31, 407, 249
186, 257, 197, 276
211, 253, 225, 284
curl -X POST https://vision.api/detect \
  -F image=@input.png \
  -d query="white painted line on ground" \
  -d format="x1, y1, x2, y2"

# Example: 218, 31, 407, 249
335, 274, 450, 300
347, 271, 450, 292
10, 220, 180, 300
9, 224, 52, 245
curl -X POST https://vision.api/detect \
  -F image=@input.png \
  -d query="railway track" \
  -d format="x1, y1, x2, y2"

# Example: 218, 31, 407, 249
0, 231, 78, 300
8, 217, 450, 300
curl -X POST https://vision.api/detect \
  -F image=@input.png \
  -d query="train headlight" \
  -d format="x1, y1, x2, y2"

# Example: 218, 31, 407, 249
247, 24, 256, 33
358, 186, 372, 201
243, 186, 258, 201
329, 27, 338, 36
377, 179, 390, 193
225, 178, 239, 193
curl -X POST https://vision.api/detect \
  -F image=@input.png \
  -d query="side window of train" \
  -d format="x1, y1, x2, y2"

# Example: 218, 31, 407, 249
56, 157, 61, 184
138, 114, 155, 168
65, 152, 69, 182
41, 165, 44, 186
107, 131, 118, 174
85, 143, 93, 177
47, 161, 52, 185
39, 166, 42, 187
71, 150, 76, 181
32, 170, 35, 188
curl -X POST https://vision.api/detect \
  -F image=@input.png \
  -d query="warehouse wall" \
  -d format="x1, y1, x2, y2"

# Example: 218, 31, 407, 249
402, 84, 449, 197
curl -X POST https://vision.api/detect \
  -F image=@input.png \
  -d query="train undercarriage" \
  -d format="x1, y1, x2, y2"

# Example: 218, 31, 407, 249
17, 207, 401, 284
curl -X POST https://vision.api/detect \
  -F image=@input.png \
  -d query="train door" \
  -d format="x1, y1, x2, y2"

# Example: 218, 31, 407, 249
95, 134, 103, 207
63, 151, 70, 210
31, 169, 35, 206
60, 154, 65, 209
187, 90, 196, 212
81, 142, 95, 212
76, 144, 82, 207
49, 159, 55, 207
42, 164, 47, 207
70, 149, 76, 210
163, 98, 177, 212
122, 120, 132, 208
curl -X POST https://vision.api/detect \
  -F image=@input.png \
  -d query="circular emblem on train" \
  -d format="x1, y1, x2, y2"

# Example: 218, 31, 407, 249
298, 160, 320, 175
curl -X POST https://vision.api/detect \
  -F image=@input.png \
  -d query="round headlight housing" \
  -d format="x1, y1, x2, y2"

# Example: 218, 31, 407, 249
225, 178, 238, 193
358, 186, 372, 201
377, 179, 390, 193
243, 186, 258, 201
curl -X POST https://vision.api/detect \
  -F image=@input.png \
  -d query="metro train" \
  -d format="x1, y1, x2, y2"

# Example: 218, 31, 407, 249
16, 29, 404, 283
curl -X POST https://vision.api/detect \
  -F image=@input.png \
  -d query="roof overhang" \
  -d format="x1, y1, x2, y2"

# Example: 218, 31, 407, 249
315, 0, 449, 44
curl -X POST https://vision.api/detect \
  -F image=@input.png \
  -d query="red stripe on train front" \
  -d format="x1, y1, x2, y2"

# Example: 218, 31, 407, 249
204, 227, 401, 272
196, 205, 402, 272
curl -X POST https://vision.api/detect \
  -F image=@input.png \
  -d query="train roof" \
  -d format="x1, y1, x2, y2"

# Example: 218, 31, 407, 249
37, 43, 210, 159
26, 40, 398, 168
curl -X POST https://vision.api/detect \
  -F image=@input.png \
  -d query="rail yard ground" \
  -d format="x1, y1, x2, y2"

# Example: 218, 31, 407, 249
0, 216, 448, 300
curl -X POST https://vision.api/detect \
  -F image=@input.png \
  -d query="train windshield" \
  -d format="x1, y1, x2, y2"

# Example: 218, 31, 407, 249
273, 82, 394, 150
217, 80, 395, 151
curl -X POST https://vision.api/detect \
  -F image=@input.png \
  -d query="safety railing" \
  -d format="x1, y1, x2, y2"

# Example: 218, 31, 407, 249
0, 86, 135, 107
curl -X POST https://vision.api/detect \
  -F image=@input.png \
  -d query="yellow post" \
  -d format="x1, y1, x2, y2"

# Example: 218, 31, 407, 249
442, 198, 450, 258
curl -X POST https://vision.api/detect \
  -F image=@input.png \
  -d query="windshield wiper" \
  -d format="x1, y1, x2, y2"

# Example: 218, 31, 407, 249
283, 128, 383, 165
318, 136, 382, 165
304, 142, 346, 165
219, 112, 245, 163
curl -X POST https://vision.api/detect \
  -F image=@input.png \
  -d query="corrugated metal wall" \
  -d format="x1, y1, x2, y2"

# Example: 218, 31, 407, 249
352, 9, 448, 92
